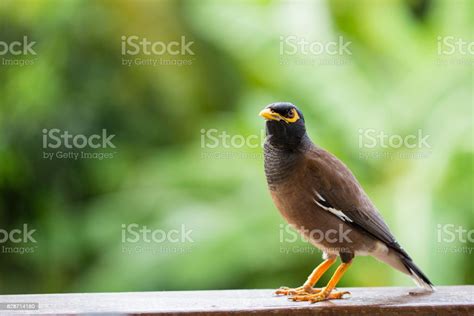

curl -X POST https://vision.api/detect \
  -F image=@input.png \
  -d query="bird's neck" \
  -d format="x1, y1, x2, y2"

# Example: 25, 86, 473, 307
263, 135, 312, 188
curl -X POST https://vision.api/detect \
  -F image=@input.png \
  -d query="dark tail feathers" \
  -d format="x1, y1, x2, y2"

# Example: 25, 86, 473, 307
401, 256, 435, 292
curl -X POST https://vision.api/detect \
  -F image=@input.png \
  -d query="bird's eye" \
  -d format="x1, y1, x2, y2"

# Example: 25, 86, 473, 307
287, 109, 294, 118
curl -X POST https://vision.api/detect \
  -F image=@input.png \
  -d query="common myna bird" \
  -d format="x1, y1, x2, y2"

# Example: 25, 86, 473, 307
259, 102, 434, 303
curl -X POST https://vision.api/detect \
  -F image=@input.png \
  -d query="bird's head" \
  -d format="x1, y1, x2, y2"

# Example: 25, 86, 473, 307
259, 102, 307, 149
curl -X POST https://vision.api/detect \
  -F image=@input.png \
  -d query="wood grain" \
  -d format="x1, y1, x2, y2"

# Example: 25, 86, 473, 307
0, 286, 472, 315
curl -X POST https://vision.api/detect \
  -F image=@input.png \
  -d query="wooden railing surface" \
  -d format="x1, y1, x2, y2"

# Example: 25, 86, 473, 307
0, 286, 473, 315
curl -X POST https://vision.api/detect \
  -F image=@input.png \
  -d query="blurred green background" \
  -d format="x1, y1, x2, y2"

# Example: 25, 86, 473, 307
0, 0, 472, 294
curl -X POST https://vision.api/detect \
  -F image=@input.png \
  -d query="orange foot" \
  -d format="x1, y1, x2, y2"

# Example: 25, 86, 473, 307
291, 288, 351, 303
275, 286, 322, 296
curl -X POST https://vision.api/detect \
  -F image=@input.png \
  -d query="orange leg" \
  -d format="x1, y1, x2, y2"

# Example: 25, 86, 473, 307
275, 257, 336, 296
291, 261, 352, 303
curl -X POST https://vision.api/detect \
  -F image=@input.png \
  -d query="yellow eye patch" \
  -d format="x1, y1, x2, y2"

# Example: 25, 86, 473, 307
283, 108, 300, 123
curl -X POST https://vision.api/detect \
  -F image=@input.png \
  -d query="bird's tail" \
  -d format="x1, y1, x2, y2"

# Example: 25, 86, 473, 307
374, 248, 435, 292
400, 256, 435, 292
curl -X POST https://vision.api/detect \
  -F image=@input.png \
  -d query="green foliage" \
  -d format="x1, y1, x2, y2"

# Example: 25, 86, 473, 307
0, 0, 472, 293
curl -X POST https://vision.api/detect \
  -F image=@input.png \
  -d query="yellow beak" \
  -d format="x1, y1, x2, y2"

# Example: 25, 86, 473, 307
259, 108, 281, 121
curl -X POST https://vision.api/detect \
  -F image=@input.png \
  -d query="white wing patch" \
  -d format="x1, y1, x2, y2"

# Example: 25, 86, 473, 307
313, 190, 353, 223
316, 192, 326, 201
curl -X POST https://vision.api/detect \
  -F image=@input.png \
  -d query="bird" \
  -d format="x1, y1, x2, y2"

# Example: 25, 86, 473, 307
259, 102, 434, 303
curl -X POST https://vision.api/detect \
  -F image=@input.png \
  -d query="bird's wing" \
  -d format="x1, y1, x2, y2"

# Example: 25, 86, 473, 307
304, 147, 410, 258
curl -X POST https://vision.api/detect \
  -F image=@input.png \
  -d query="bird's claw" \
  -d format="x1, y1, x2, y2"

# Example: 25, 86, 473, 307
275, 286, 321, 296
290, 289, 351, 303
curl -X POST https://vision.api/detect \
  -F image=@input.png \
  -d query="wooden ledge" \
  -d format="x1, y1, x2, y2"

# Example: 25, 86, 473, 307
0, 286, 473, 315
